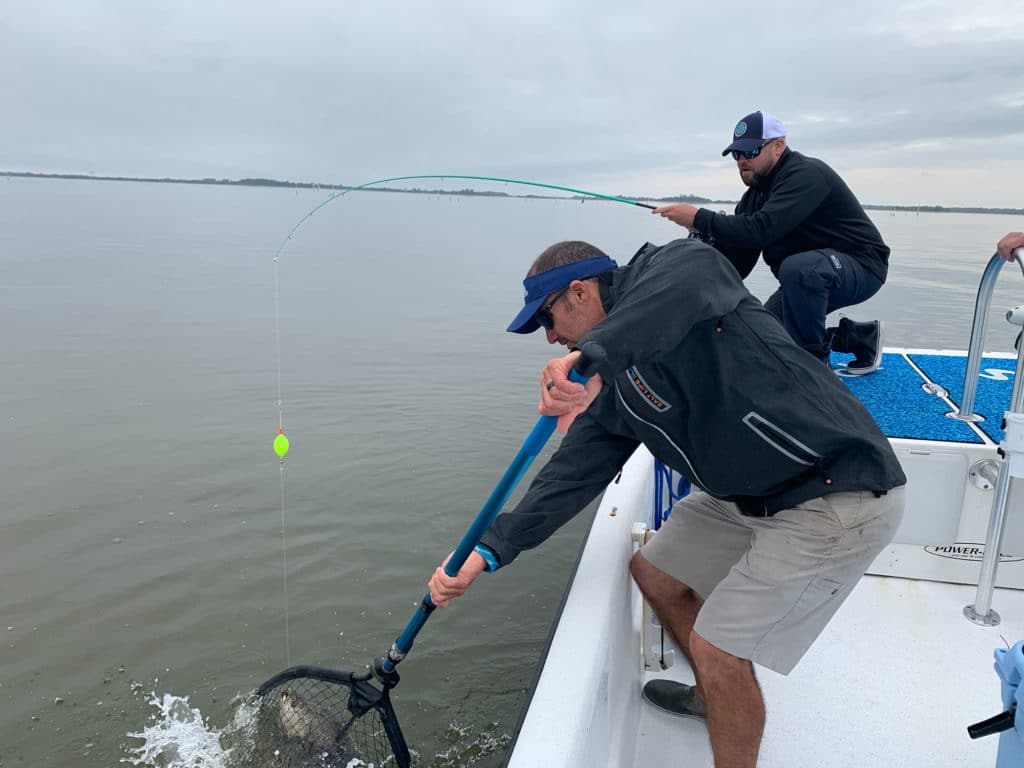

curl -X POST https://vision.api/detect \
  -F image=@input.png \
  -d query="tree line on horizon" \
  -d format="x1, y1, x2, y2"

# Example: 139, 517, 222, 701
1, 170, 1020, 215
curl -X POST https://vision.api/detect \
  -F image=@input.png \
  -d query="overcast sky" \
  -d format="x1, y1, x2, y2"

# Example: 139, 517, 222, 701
4, 1, 1024, 207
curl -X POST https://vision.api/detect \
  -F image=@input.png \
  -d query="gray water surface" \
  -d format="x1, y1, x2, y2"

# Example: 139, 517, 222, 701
1, 177, 1022, 767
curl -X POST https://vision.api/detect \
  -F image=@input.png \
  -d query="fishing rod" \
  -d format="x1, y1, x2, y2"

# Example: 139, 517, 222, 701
270, 174, 656, 262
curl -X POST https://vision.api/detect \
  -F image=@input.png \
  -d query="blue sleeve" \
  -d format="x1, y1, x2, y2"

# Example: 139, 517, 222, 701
473, 543, 501, 572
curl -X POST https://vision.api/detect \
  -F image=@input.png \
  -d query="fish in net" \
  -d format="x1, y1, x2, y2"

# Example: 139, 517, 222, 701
241, 666, 411, 768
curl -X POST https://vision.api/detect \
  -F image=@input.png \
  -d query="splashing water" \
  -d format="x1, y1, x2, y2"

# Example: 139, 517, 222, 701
122, 690, 506, 767
122, 693, 259, 768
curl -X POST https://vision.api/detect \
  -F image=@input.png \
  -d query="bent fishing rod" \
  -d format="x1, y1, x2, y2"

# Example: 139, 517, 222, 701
270, 174, 656, 262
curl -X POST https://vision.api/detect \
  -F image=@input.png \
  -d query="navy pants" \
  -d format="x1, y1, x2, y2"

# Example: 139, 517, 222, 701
763, 249, 883, 361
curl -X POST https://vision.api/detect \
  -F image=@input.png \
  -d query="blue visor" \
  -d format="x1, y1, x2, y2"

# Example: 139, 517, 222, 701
507, 254, 618, 334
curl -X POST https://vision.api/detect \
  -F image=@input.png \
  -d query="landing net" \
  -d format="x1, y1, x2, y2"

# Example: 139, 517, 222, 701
242, 666, 410, 768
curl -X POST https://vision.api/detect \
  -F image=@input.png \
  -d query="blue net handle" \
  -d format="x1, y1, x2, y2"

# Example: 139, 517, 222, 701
379, 343, 607, 677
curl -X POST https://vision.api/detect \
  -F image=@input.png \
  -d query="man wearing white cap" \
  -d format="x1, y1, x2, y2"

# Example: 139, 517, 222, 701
653, 110, 889, 375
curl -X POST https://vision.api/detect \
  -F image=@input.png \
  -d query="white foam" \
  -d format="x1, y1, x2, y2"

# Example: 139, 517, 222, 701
122, 692, 258, 767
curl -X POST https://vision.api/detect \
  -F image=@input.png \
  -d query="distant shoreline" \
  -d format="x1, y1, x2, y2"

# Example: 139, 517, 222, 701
3, 170, 1021, 216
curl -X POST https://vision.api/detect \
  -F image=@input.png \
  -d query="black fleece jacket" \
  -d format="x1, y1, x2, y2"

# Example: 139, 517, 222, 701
479, 239, 905, 568
692, 148, 890, 282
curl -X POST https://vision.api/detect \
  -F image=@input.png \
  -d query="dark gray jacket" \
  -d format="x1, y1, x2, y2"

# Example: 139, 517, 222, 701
480, 239, 905, 567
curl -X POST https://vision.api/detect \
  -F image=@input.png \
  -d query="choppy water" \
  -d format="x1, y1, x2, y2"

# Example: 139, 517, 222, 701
1, 176, 1022, 767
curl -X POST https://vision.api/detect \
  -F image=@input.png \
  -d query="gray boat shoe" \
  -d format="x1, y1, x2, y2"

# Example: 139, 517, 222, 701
641, 679, 707, 720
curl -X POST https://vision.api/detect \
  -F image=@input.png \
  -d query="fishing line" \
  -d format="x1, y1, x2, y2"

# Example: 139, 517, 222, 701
267, 173, 654, 666
272, 252, 291, 666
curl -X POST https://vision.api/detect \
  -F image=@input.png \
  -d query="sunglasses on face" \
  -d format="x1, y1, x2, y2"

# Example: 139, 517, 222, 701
535, 286, 571, 330
731, 139, 776, 161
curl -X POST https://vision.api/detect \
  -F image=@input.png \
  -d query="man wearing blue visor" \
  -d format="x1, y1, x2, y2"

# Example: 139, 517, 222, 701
429, 237, 905, 768
653, 110, 889, 375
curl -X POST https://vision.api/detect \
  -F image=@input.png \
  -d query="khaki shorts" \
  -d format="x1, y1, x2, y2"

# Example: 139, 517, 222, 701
639, 487, 905, 675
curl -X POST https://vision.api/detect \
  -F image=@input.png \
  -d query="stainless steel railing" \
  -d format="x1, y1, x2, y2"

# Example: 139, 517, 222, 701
962, 250, 1024, 626
951, 254, 1024, 423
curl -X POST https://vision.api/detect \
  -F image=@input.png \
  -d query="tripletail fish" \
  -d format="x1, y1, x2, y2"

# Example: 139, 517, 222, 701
277, 688, 360, 763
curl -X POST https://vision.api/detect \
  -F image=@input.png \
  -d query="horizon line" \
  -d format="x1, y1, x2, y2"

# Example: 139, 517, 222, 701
2, 169, 1022, 215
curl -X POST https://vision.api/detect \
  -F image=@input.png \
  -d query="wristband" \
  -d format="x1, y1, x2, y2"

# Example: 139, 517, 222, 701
473, 544, 501, 573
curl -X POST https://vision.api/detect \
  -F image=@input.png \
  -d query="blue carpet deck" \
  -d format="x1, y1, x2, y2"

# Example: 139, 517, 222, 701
906, 353, 1017, 443
828, 351, 1015, 444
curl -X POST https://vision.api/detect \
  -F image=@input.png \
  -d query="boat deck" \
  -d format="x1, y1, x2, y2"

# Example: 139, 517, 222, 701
831, 348, 1015, 445
637, 577, 1024, 767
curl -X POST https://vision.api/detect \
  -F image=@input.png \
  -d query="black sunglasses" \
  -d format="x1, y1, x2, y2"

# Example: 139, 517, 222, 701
731, 139, 777, 161
535, 286, 571, 330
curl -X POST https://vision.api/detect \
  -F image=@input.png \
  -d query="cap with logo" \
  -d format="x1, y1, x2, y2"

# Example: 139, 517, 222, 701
721, 111, 786, 156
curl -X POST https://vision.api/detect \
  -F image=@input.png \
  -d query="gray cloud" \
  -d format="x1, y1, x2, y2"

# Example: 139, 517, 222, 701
4, 0, 1024, 206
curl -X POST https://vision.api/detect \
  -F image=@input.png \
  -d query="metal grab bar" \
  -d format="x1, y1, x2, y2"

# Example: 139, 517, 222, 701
951, 254, 1024, 422
962, 252, 1024, 626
